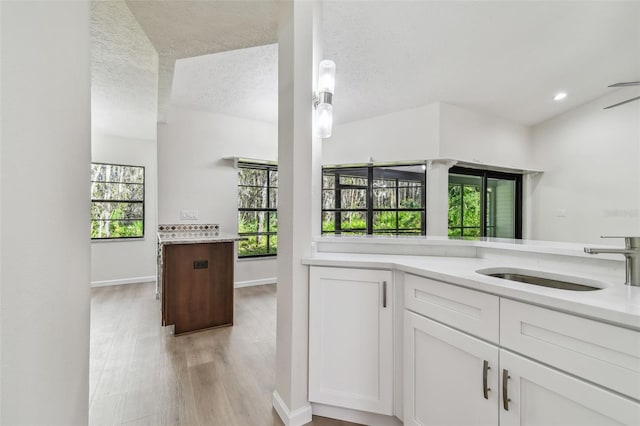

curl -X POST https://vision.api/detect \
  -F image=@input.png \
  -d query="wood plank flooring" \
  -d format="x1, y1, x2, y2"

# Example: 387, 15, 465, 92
90, 282, 358, 426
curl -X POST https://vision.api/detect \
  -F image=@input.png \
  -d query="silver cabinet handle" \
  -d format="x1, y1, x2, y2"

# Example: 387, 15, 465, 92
382, 281, 387, 308
502, 369, 511, 411
483, 360, 491, 399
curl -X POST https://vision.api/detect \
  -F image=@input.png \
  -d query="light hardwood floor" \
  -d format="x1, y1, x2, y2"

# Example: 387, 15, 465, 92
90, 282, 358, 426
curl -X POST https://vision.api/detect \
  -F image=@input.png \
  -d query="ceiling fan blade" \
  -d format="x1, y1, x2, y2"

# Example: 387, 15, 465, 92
608, 81, 640, 87
604, 95, 640, 109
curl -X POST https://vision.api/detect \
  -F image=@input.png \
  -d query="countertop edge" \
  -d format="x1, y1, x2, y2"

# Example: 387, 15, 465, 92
302, 255, 640, 330
313, 235, 626, 261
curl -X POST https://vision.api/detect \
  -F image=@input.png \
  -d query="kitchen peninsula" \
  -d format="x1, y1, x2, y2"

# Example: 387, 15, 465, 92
157, 224, 241, 335
302, 236, 640, 426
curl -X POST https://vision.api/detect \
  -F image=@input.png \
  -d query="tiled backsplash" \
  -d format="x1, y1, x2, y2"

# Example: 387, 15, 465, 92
158, 224, 219, 233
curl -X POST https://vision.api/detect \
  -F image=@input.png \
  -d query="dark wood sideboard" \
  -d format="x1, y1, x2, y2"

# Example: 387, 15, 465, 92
162, 242, 234, 335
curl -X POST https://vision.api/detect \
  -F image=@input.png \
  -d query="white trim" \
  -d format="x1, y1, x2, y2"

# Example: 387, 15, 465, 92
237, 256, 277, 262
91, 276, 156, 288
272, 390, 312, 426
234, 278, 277, 288
312, 403, 402, 426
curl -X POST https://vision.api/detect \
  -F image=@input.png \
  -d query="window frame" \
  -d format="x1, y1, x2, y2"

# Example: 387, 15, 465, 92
237, 161, 278, 258
448, 166, 523, 239
322, 164, 427, 236
91, 162, 145, 241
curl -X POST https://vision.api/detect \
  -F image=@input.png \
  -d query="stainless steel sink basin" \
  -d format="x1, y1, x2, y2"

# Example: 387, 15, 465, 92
476, 268, 607, 291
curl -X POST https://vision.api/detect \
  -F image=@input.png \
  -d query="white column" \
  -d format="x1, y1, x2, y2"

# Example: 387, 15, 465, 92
426, 160, 457, 236
273, 1, 322, 425
1, 1, 91, 424
522, 172, 542, 240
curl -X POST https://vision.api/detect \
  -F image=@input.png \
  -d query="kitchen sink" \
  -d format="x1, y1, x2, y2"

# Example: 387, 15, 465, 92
476, 267, 607, 291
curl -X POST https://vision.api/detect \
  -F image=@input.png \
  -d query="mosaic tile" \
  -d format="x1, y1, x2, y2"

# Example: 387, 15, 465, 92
158, 224, 219, 233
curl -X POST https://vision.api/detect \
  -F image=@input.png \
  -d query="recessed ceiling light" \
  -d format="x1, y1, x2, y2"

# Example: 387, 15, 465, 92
553, 92, 567, 101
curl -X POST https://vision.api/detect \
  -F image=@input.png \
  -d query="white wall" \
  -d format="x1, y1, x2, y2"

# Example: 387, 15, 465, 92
1, 2, 90, 424
273, 2, 318, 421
529, 89, 640, 244
158, 106, 278, 285
0, 1, 4, 417
91, 132, 158, 285
324, 102, 532, 168
323, 103, 440, 164
325, 95, 639, 244
439, 102, 532, 168
323, 102, 534, 238
90, 1, 159, 285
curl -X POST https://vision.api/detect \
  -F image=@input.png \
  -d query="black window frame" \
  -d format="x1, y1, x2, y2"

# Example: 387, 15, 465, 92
322, 164, 427, 236
448, 166, 522, 239
91, 162, 145, 240
237, 162, 278, 258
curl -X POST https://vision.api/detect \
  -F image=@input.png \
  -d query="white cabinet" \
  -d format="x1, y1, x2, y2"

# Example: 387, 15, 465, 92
404, 311, 499, 426
404, 311, 640, 426
404, 272, 640, 426
500, 298, 640, 400
500, 350, 640, 426
404, 273, 500, 343
309, 266, 394, 415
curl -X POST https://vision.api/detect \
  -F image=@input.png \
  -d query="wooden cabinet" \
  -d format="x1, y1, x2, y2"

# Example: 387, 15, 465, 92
309, 266, 394, 415
404, 310, 499, 426
162, 242, 233, 335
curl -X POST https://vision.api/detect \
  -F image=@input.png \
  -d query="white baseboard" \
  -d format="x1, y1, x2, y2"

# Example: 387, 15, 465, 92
92, 276, 274, 289
272, 390, 312, 426
234, 278, 277, 288
312, 403, 402, 426
91, 276, 156, 288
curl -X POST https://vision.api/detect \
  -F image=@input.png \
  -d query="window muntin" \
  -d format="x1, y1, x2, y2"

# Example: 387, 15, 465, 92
448, 167, 522, 239
448, 173, 482, 238
322, 164, 426, 236
91, 163, 145, 240
238, 163, 278, 257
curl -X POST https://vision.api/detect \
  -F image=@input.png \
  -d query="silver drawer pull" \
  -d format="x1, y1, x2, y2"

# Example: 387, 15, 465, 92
382, 281, 387, 308
483, 360, 491, 399
502, 369, 511, 411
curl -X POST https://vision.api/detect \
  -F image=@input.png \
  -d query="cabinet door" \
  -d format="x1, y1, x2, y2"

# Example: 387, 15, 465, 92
404, 311, 499, 426
500, 350, 640, 426
309, 267, 393, 415
163, 242, 234, 334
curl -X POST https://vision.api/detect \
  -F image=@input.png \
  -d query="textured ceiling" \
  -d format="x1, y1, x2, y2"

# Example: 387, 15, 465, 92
125, 0, 278, 122
123, 1, 639, 128
322, 1, 640, 126
91, 1, 158, 139
171, 44, 278, 123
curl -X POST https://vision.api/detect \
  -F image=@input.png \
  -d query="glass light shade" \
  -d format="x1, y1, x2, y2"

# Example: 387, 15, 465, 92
318, 60, 336, 94
316, 103, 333, 138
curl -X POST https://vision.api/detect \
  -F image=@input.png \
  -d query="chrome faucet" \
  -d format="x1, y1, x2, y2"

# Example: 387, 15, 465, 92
584, 236, 640, 287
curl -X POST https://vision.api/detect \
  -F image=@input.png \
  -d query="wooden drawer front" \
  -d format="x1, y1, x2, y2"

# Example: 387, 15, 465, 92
501, 299, 640, 400
404, 273, 499, 343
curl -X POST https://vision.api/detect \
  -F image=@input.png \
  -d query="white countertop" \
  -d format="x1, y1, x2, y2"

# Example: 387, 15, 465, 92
303, 250, 640, 330
314, 234, 626, 260
157, 231, 242, 245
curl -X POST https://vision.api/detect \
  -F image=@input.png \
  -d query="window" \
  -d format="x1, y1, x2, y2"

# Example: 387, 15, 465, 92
91, 163, 145, 240
322, 164, 426, 235
237, 162, 278, 257
448, 167, 522, 239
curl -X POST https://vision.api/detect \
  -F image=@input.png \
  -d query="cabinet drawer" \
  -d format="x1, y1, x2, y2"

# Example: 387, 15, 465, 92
404, 273, 499, 343
501, 299, 640, 400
